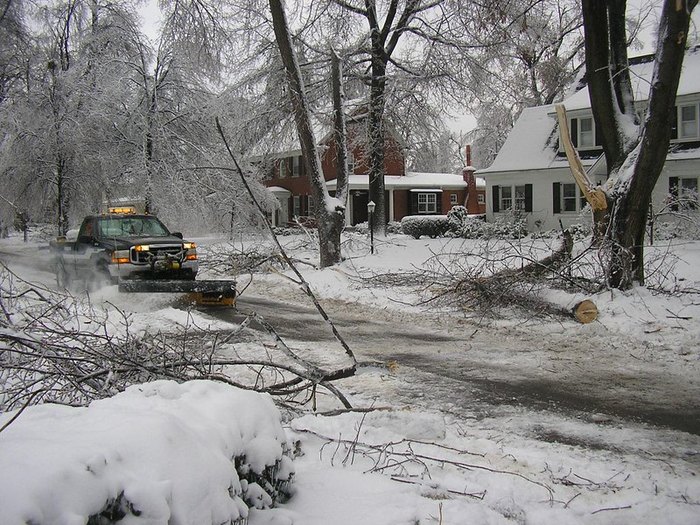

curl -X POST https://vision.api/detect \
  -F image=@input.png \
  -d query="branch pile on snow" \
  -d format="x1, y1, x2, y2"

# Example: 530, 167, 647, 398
0, 380, 295, 524
0, 265, 355, 410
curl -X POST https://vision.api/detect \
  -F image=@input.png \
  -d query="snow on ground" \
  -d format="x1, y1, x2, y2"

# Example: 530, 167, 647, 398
1, 231, 699, 524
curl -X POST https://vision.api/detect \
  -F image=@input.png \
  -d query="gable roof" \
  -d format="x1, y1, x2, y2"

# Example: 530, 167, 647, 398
479, 46, 700, 175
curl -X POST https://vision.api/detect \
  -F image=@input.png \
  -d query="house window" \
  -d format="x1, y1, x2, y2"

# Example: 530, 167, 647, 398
292, 156, 301, 177
680, 104, 699, 139
562, 183, 578, 212
553, 182, 586, 213
347, 152, 355, 174
681, 177, 698, 208
450, 193, 458, 205
307, 195, 315, 217
292, 195, 301, 217
568, 116, 600, 150
499, 186, 512, 210
418, 193, 437, 213
579, 117, 594, 148
514, 185, 527, 211
493, 184, 532, 213
278, 159, 287, 178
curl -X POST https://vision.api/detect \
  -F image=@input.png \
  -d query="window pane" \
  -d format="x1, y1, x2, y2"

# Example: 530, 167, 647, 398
680, 105, 698, 138
500, 186, 512, 210
579, 117, 594, 147
562, 183, 577, 212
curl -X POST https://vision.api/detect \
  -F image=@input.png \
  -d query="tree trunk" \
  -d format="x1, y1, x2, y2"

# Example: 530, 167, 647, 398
269, 0, 346, 267
583, 0, 697, 289
368, 51, 387, 235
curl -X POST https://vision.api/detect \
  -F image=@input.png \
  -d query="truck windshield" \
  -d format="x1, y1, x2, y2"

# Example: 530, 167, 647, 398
97, 216, 170, 238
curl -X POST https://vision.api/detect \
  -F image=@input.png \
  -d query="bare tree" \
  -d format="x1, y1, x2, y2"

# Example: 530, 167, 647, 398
268, 0, 349, 267
582, 0, 698, 289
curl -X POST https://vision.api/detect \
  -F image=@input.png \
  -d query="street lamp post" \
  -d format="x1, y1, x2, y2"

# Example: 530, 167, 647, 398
367, 200, 376, 254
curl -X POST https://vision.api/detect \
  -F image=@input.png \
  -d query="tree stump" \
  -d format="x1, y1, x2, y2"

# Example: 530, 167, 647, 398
573, 300, 598, 324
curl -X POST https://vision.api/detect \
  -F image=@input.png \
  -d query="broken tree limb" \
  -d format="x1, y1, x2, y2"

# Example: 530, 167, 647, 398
572, 299, 598, 324
215, 117, 357, 370
555, 104, 608, 212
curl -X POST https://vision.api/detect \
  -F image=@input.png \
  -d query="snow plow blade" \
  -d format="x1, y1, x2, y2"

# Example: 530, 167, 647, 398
118, 280, 236, 306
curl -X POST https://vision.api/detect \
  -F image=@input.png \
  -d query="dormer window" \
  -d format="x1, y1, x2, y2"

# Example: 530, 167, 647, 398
569, 116, 600, 150
680, 104, 699, 139
579, 117, 594, 148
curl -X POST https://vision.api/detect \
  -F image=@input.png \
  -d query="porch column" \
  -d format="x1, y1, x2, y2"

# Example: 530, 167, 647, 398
389, 189, 395, 222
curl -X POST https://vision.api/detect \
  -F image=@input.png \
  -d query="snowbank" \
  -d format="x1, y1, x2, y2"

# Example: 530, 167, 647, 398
0, 380, 294, 524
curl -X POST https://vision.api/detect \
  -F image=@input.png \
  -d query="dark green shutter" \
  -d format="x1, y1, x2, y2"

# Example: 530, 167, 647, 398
553, 183, 561, 214
525, 184, 533, 212
570, 118, 578, 148
492, 185, 500, 213
410, 192, 419, 215
436, 193, 442, 214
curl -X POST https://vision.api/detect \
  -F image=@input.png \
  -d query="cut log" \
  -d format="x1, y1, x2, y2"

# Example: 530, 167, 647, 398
573, 299, 598, 324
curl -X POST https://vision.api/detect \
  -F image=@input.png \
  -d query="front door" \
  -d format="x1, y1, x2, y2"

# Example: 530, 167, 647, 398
352, 191, 369, 225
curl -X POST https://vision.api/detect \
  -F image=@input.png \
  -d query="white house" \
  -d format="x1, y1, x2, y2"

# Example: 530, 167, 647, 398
478, 46, 700, 232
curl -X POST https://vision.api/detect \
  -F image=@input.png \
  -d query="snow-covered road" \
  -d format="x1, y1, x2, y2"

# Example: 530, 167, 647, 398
229, 288, 700, 454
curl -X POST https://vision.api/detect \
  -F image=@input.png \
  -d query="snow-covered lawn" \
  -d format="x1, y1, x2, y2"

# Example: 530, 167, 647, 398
1, 231, 699, 524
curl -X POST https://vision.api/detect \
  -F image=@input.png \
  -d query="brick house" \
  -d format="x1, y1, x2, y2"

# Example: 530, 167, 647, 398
262, 112, 485, 226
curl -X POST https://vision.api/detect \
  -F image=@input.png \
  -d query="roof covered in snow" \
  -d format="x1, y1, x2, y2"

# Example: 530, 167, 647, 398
325, 172, 483, 190
479, 46, 700, 175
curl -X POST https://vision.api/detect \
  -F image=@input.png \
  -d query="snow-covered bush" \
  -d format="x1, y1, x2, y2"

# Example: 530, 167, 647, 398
0, 380, 295, 524
445, 207, 527, 239
352, 221, 402, 234
652, 210, 700, 240
400, 215, 451, 239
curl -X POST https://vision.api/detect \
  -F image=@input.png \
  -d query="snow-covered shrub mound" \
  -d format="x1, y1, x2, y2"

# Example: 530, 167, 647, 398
0, 380, 294, 524
400, 215, 450, 239
445, 206, 527, 239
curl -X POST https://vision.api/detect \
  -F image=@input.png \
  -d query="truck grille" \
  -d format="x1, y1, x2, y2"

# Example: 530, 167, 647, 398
130, 244, 184, 264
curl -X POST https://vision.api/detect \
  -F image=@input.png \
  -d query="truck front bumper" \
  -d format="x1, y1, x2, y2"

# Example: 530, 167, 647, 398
108, 260, 199, 281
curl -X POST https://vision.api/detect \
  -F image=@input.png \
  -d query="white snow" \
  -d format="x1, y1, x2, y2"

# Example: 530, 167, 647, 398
1, 230, 699, 524
0, 380, 292, 524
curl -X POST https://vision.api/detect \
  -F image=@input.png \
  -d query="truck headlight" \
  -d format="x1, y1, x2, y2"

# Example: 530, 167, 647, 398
183, 242, 197, 260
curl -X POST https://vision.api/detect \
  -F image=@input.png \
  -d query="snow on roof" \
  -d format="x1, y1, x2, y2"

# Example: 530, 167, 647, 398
478, 105, 561, 174
563, 46, 700, 111
326, 172, 472, 190
480, 47, 700, 175
267, 186, 292, 194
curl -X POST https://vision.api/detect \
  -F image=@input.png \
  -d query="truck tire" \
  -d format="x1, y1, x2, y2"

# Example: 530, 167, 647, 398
87, 265, 112, 292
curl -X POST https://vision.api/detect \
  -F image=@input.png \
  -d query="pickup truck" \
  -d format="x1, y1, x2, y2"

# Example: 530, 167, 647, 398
50, 212, 199, 289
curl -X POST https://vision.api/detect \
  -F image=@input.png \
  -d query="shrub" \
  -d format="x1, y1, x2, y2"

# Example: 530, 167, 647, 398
400, 215, 451, 239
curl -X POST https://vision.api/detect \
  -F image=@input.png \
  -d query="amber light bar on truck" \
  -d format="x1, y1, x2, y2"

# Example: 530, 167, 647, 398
108, 206, 136, 214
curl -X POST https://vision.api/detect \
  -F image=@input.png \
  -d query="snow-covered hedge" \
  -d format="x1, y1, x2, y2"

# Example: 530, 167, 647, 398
0, 380, 294, 524
446, 206, 527, 239
401, 215, 451, 239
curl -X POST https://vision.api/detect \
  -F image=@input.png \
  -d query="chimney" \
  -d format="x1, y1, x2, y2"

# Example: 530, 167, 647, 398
462, 145, 478, 214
